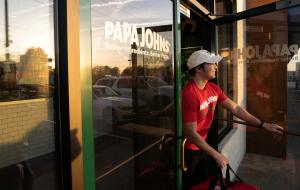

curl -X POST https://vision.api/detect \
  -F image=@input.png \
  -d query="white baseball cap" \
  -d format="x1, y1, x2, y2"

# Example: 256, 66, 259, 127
187, 50, 223, 70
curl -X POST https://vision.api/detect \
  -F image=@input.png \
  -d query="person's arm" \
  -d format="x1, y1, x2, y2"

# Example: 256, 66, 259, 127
220, 98, 283, 133
183, 122, 229, 168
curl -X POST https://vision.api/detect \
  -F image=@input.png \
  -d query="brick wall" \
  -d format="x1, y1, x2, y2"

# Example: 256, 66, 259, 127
0, 98, 54, 168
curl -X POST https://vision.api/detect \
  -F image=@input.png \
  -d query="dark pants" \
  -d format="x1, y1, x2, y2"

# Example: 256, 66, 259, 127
183, 149, 217, 190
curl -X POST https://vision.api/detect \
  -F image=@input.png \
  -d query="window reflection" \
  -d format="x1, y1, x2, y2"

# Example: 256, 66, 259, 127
94, 86, 120, 97
246, 0, 279, 10
246, 10, 288, 158
239, 6, 300, 189
215, 0, 233, 17
0, 0, 58, 189
217, 23, 237, 136
196, 0, 212, 12
0, 0, 54, 101
92, 0, 175, 189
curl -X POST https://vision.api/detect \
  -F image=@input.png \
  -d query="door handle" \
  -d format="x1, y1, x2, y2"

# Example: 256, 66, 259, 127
182, 138, 187, 172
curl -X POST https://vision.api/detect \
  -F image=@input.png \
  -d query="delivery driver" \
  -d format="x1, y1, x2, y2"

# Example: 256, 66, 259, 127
182, 50, 283, 189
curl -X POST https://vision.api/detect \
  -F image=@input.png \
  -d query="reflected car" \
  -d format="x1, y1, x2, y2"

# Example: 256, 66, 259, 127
110, 76, 174, 111
93, 85, 145, 125
95, 76, 117, 87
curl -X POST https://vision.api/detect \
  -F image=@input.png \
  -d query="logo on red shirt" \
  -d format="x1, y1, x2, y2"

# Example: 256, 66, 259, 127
199, 96, 218, 110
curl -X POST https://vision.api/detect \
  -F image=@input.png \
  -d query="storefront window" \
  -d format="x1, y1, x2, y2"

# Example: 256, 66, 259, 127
245, 0, 278, 10
217, 22, 237, 137
234, 6, 300, 189
0, 0, 58, 189
196, 0, 212, 12
229, 0, 280, 13
91, 0, 175, 189
245, 9, 289, 158
215, 0, 233, 16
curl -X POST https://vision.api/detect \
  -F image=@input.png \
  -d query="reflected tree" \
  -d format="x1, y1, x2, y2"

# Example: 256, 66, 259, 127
92, 66, 120, 83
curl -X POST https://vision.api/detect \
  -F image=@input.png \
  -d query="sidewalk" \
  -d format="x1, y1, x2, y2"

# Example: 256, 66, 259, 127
237, 88, 300, 190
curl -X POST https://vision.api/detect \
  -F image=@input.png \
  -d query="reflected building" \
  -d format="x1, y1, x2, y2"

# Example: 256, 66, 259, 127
17, 48, 49, 94
0, 60, 17, 89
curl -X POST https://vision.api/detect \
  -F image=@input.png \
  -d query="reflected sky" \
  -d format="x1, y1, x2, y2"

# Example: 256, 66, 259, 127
0, 0, 173, 71
91, 0, 173, 72
0, 0, 54, 66
91, 0, 172, 26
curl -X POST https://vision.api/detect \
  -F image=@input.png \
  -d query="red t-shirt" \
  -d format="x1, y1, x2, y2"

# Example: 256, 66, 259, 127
182, 81, 228, 150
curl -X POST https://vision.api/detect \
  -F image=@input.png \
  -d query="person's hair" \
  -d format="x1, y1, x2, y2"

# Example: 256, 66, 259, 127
188, 63, 205, 76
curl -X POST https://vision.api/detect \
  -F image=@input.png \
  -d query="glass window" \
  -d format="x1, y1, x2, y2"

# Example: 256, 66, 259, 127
215, 0, 233, 16
91, 0, 175, 189
236, 6, 300, 189
94, 86, 119, 97
117, 78, 132, 88
245, 9, 288, 158
232, 0, 279, 13
147, 77, 167, 87
0, 0, 59, 189
246, 0, 278, 10
137, 77, 148, 88
95, 77, 117, 87
217, 22, 237, 137
196, 0, 212, 12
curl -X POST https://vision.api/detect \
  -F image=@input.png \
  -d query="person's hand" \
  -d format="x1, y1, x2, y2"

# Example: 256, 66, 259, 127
214, 152, 229, 168
263, 123, 284, 134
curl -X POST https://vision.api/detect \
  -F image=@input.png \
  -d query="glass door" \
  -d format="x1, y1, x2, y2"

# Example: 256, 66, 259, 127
91, 0, 176, 189
214, 2, 300, 159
